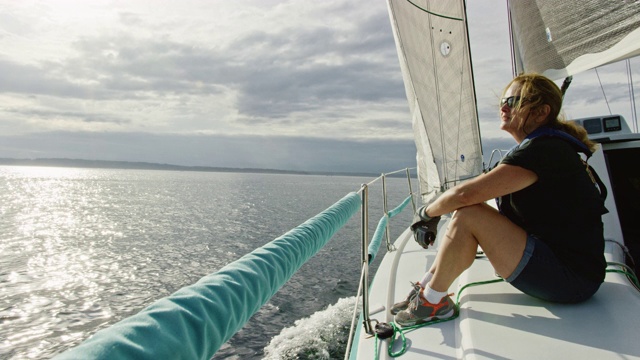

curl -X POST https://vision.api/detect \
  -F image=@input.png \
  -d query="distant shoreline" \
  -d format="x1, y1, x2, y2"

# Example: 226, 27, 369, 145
0, 157, 391, 178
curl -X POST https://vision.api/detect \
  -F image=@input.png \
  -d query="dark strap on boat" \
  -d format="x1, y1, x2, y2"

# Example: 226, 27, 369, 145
561, 76, 573, 98
584, 160, 608, 204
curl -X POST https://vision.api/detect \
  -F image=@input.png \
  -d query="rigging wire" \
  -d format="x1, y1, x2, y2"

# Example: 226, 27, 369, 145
506, 0, 518, 78
626, 59, 638, 133
595, 67, 612, 115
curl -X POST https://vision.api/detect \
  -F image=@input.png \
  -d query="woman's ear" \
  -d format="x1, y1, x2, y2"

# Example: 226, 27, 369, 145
535, 104, 551, 123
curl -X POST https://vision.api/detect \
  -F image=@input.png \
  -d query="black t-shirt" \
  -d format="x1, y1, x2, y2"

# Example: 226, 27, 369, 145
499, 136, 606, 283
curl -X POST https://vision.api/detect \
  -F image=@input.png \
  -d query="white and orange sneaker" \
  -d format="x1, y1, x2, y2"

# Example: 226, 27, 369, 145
394, 292, 456, 327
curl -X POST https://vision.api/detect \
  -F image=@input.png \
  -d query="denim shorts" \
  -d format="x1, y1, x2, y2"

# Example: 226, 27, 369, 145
506, 234, 602, 303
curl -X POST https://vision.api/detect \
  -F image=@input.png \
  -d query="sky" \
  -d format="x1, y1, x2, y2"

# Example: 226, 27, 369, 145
0, 0, 638, 173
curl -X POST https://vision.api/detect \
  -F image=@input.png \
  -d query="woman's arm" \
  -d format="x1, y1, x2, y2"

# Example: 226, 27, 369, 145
424, 164, 538, 217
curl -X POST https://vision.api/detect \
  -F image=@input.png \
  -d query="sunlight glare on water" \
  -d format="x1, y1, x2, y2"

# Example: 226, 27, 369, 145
0, 166, 413, 359
1, 166, 123, 359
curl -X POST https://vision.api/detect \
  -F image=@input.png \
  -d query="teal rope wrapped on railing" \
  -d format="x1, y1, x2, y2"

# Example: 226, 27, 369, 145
367, 195, 412, 263
54, 192, 361, 360
389, 195, 412, 218
368, 215, 389, 263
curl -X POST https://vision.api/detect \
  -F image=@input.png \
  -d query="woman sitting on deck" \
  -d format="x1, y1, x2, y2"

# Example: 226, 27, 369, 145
392, 73, 608, 327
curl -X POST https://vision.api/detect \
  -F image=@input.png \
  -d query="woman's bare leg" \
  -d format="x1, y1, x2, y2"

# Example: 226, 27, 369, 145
429, 203, 528, 292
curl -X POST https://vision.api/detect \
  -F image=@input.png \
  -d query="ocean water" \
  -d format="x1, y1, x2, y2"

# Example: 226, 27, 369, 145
0, 166, 414, 359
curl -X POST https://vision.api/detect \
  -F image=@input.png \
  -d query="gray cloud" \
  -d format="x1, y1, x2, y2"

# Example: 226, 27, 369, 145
3, 1, 634, 173
0, 58, 102, 99
3, 106, 130, 125
221, 11, 405, 119
1, 7, 405, 131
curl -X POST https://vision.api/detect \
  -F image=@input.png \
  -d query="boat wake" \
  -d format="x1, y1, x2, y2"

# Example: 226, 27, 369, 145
263, 296, 358, 360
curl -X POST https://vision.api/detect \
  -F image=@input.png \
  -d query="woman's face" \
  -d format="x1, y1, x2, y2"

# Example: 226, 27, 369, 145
500, 82, 530, 142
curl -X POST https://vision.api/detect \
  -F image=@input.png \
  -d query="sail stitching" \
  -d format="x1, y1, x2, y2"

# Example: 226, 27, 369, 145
402, 0, 464, 21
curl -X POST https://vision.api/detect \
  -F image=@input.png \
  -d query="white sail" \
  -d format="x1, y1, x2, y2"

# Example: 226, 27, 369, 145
509, 0, 640, 80
387, 0, 483, 202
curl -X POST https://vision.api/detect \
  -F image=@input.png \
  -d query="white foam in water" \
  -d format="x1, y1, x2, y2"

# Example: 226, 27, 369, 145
263, 296, 359, 360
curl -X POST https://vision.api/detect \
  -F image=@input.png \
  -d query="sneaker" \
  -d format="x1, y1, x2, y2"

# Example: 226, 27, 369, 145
390, 282, 422, 315
394, 292, 456, 327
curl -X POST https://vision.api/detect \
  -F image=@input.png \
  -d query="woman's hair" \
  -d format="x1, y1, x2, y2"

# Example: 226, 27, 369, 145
504, 73, 598, 153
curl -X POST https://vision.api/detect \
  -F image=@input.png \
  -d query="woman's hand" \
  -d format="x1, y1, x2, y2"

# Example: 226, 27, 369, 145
411, 206, 441, 249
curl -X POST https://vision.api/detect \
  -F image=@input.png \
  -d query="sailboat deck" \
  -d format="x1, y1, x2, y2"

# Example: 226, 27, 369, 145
352, 217, 640, 359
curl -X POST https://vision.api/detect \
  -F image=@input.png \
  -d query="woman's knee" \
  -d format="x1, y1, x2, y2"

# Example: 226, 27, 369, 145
450, 204, 527, 277
450, 203, 495, 229
444, 204, 491, 248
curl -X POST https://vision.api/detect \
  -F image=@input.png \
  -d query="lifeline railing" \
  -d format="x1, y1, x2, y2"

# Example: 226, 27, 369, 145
347, 168, 417, 351
53, 168, 417, 360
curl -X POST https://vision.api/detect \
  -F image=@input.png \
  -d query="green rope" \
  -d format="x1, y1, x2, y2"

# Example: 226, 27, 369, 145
607, 269, 639, 286
374, 264, 640, 358
374, 278, 504, 358
605, 262, 640, 288
387, 322, 407, 357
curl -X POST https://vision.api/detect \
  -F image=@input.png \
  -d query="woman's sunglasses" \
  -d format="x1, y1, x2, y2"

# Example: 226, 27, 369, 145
500, 96, 524, 108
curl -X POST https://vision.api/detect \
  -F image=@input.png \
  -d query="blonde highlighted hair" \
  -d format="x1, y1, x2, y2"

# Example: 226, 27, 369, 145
503, 73, 598, 153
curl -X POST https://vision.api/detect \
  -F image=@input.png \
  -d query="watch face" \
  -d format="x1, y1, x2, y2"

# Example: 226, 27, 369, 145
440, 41, 451, 56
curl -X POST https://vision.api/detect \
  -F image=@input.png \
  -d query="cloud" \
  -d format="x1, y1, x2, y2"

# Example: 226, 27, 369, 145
0, 58, 98, 98
1, 0, 636, 172
2, 107, 130, 125
0, 0, 412, 145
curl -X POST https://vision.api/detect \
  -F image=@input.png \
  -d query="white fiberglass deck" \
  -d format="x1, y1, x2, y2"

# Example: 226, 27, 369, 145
351, 216, 640, 360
